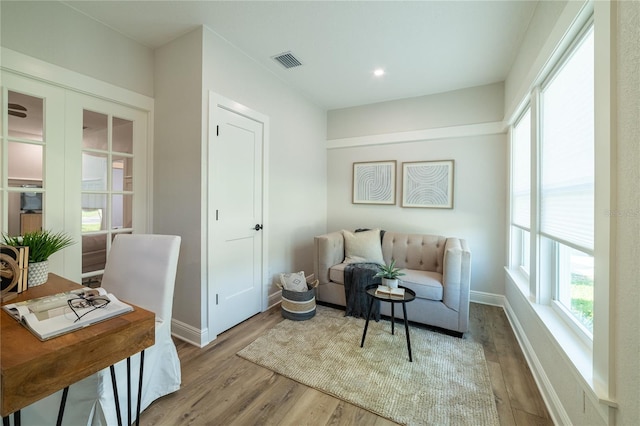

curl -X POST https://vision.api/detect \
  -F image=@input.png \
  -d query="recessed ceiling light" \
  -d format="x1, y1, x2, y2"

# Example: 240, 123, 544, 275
374, 69, 385, 77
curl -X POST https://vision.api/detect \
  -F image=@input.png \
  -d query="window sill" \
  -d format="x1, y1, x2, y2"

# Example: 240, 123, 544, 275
504, 268, 602, 404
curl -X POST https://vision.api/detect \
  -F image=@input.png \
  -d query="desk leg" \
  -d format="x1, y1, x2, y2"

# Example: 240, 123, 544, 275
109, 351, 146, 426
135, 350, 145, 426
402, 301, 413, 362
3, 411, 20, 426
110, 365, 123, 426
55, 386, 69, 426
2, 411, 18, 426
360, 296, 375, 347
127, 357, 132, 426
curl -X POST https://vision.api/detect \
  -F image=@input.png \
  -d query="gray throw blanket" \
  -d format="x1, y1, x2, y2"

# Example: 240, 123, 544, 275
344, 263, 381, 321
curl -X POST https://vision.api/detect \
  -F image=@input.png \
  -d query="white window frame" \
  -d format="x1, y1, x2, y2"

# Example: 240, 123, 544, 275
539, 21, 595, 344
509, 106, 532, 281
549, 241, 594, 348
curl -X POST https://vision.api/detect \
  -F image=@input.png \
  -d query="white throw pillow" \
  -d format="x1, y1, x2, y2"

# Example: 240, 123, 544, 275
342, 229, 385, 265
280, 271, 308, 292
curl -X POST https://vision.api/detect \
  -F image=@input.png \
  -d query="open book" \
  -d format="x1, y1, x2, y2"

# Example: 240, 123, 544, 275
375, 285, 405, 298
2, 287, 133, 341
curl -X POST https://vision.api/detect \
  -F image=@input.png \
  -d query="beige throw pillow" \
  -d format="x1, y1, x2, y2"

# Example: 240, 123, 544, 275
280, 271, 308, 292
342, 229, 385, 265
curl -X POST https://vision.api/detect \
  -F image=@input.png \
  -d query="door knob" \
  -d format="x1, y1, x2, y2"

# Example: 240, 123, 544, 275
253, 224, 263, 231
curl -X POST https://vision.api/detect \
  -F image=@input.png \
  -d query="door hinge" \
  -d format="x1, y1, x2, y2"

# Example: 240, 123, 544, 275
216, 209, 219, 221
216, 125, 219, 136
216, 294, 219, 305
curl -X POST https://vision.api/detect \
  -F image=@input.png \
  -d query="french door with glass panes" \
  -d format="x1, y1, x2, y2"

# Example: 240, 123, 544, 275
1, 73, 149, 284
67, 93, 148, 287
1, 74, 67, 275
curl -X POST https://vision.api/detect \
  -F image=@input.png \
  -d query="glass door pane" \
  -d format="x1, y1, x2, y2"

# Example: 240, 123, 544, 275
6, 91, 45, 236
8, 91, 43, 141
81, 112, 138, 286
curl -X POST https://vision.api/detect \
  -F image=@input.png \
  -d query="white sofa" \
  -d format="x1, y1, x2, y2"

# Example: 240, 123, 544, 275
313, 229, 471, 334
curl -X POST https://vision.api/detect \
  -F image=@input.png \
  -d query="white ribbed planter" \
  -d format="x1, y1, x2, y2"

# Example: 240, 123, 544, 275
382, 278, 399, 288
28, 260, 49, 287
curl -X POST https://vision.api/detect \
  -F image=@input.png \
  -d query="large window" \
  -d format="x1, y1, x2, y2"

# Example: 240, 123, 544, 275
510, 107, 531, 276
509, 24, 594, 339
541, 26, 594, 335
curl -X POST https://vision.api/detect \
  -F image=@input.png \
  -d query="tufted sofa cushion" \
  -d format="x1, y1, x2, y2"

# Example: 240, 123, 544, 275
382, 232, 446, 274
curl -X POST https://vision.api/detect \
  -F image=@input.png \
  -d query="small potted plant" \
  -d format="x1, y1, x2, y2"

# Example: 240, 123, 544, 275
374, 259, 405, 289
2, 230, 75, 287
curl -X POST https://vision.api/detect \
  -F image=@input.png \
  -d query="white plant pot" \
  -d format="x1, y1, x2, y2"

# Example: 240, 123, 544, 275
382, 278, 399, 289
28, 260, 49, 287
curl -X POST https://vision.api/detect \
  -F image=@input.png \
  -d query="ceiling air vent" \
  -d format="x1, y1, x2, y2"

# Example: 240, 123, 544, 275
272, 51, 302, 69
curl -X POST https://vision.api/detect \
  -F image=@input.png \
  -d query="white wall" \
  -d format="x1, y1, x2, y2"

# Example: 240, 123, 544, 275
326, 84, 506, 297
0, 1, 154, 97
612, 1, 639, 424
328, 82, 504, 139
201, 25, 327, 302
504, 0, 568, 119
154, 28, 204, 329
154, 26, 327, 337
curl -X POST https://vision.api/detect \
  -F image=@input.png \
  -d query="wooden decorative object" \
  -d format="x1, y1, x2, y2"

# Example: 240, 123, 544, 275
1, 245, 29, 301
1, 247, 20, 302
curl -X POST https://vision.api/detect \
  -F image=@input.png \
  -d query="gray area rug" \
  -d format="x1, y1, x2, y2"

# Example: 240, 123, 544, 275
238, 305, 499, 425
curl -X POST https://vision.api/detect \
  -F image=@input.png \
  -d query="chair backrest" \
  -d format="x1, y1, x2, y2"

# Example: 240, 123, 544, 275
101, 234, 181, 323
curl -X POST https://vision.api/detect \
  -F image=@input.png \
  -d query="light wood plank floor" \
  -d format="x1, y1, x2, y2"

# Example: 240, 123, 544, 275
140, 303, 552, 425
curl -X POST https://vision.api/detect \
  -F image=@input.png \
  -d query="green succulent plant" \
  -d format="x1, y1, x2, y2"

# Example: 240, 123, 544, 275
374, 259, 406, 280
2, 230, 75, 263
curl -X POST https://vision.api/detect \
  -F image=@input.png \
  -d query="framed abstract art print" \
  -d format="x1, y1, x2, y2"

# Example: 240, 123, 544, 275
402, 160, 454, 208
352, 160, 396, 205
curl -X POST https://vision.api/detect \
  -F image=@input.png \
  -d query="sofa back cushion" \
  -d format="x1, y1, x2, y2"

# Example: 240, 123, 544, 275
342, 228, 385, 264
382, 232, 446, 274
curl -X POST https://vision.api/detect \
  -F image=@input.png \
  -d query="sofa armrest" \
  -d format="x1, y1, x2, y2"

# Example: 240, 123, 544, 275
313, 231, 345, 285
442, 238, 471, 315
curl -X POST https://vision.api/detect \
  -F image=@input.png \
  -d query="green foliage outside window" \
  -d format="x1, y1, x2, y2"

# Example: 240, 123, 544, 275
570, 273, 594, 331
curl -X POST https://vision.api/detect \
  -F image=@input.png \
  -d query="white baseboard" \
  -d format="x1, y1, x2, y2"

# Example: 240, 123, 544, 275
268, 290, 282, 310
171, 318, 209, 348
470, 290, 505, 307
172, 291, 282, 348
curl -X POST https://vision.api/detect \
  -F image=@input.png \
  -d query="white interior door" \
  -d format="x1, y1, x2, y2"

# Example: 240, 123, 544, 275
209, 97, 264, 337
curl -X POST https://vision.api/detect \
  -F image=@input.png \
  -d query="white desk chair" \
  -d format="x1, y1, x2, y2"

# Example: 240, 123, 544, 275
19, 234, 182, 426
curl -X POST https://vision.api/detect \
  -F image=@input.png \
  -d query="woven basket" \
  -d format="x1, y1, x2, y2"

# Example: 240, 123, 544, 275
279, 279, 319, 321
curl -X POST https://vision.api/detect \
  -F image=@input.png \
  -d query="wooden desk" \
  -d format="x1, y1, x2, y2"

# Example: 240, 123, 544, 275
0, 274, 155, 418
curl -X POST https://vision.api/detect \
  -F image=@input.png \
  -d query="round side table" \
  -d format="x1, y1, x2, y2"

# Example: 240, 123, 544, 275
360, 284, 417, 362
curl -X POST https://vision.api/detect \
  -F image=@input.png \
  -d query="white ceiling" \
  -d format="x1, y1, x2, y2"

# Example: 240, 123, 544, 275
63, 1, 538, 110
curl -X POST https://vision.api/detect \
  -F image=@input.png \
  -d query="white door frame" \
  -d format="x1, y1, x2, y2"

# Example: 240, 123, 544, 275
206, 91, 269, 343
